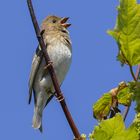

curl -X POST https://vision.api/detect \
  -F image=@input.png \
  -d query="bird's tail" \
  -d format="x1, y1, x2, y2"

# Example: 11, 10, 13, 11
32, 106, 43, 132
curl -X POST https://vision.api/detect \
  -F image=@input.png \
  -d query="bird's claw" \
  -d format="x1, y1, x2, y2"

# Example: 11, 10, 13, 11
44, 61, 53, 70
55, 93, 64, 102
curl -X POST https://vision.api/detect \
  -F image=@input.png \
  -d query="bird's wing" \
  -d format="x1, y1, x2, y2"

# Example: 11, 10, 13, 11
28, 46, 43, 104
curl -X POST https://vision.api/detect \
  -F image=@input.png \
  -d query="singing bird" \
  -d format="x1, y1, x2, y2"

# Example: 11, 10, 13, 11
28, 15, 72, 132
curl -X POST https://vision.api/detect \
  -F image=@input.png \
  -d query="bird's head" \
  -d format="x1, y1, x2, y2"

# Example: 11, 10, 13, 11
41, 15, 71, 32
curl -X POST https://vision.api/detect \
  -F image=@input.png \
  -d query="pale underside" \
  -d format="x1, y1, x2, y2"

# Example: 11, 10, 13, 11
34, 41, 72, 97
29, 28, 72, 130
35, 41, 71, 109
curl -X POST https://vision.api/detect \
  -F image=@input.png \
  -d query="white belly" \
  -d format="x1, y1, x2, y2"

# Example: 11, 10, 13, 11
35, 42, 72, 92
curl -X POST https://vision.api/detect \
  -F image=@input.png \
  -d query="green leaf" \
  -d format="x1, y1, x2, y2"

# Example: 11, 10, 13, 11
111, 124, 139, 140
93, 93, 112, 120
108, 0, 140, 66
117, 87, 132, 106
133, 113, 140, 138
94, 114, 125, 140
129, 81, 140, 112
117, 81, 140, 112
90, 114, 138, 140
89, 133, 94, 140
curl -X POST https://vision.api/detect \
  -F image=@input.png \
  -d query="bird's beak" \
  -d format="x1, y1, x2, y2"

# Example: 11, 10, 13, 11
60, 17, 71, 28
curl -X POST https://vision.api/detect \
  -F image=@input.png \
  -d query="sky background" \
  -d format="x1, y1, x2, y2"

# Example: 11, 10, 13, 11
0, 0, 139, 140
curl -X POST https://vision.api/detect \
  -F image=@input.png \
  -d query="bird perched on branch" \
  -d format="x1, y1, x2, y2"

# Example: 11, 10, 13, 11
28, 15, 72, 132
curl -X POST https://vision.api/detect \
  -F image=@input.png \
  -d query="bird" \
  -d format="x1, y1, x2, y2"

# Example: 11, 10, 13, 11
28, 15, 72, 132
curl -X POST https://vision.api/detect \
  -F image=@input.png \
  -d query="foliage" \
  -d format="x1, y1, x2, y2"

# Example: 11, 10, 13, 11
108, 0, 140, 66
90, 0, 140, 140
90, 114, 138, 140
129, 81, 140, 112
93, 92, 112, 120
93, 81, 133, 120
133, 113, 140, 139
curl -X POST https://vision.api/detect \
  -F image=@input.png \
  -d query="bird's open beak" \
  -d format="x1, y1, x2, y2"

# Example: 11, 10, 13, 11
60, 17, 71, 28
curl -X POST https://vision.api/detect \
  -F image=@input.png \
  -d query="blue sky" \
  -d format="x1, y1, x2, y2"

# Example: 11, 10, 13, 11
0, 0, 138, 139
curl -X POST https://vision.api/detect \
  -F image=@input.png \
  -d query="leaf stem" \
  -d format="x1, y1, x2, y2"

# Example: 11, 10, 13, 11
129, 65, 137, 81
135, 64, 140, 81
123, 105, 130, 121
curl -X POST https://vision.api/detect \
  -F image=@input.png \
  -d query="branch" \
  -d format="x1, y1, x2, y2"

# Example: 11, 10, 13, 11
123, 64, 140, 121
135, 64, 140, 81
129, 65, 137, 81
27, 0, 81, 139
123, 106, 130, 121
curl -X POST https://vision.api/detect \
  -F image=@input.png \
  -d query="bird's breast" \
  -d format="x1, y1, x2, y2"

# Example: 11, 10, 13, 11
48, 42, 71, 63
47, 41, 72, 84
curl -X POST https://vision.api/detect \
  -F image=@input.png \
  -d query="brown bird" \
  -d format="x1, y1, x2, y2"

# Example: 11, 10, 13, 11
28, 15, 72, 132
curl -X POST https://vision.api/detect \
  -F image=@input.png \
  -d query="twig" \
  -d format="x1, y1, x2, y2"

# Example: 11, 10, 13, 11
27, 0, 81, 139
123, 64, 140, 121
123, 106, 130, 121
129, 65, 137, 81
135, 64, 140, 81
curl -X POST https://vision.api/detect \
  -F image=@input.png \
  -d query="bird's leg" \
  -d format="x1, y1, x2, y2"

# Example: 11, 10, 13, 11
44, 61, 53, 70
55, 93, 64, 102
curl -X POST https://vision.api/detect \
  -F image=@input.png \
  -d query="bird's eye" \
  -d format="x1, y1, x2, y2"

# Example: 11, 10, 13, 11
52, 19, 56, 23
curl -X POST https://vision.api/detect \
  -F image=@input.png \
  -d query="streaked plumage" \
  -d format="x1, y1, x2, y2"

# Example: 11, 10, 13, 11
28, 15, 72, 132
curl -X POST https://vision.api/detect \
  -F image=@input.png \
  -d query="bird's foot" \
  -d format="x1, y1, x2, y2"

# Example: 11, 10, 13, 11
55, 93, 64, 102
44, 61, 53, 70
